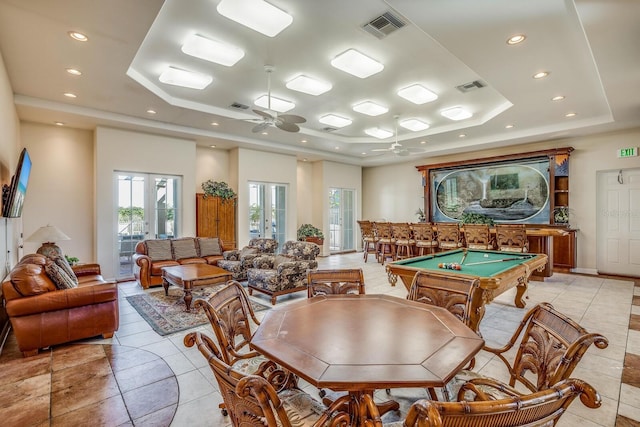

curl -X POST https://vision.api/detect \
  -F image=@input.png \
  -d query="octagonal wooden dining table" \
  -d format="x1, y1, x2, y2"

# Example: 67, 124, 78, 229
250, 294, 484, 426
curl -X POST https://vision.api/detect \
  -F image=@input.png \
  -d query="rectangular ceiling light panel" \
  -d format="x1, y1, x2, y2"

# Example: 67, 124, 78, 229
399, 118, 430, 131
353, 101, 388, 116
254, 95, 295, 112
319, 114, 352, 128
217, 0, 293, 37
397, 84, 438, 104
158, 66, 213, 90
440, 106, 472, 121
181, 34, 245, 66
331, 49, 384, 78
286, 75, 332, 96
365, 127, 393, 139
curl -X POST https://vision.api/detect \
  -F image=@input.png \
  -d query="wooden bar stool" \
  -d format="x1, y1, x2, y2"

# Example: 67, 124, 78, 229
357, 220, 378, 262
391, 222, 414, 260
411, 222, 438, 255
373, 221, 395, 264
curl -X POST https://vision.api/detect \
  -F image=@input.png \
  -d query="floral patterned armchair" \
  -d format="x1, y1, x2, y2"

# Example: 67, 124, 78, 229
247, 241, 320, 305
218, 238, 278, 281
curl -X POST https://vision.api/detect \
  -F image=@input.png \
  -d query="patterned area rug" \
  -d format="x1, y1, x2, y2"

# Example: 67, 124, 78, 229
126, 285, 271, 336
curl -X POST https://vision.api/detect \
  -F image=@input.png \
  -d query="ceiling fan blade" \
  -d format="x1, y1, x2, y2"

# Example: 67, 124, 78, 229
276, 121, 300, 132
396, 150, 411, 156
371, 148, 392, 152
406, 147, 426, 153
278, 114, 306, 124
252, 109, 273, 120
252, 122, 270, 133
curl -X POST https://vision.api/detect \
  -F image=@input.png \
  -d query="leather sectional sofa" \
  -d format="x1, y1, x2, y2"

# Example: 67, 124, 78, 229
1, 253, 119, 357
132, 237, 227, 289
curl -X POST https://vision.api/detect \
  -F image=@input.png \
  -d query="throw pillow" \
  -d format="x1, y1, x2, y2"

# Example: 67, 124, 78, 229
197, 237, 222, 256
44, 260, 78, 290
51, 255, 79, 286
146, 239, 172, 261
273, 254, 293, 268
240, 247, 258, 258
171, 238, 198, 260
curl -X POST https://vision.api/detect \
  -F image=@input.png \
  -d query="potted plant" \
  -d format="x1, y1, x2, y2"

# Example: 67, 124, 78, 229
201, 180, 237, 202
297, 224, 324, 245
415, 208, 426, 223
553, 207, 570, 225
460, 212, 495, 225
65, 255, 79, 266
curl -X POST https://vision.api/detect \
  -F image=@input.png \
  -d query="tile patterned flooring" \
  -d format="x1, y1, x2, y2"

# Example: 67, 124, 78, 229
0, 252, 638, 426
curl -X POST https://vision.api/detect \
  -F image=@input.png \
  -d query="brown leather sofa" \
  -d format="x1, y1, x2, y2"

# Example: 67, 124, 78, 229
1, 254, 119, 357
133, 237, 227, 289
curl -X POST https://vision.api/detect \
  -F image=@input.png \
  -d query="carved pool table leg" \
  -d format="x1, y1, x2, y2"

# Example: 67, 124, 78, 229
514, 278, 528, 308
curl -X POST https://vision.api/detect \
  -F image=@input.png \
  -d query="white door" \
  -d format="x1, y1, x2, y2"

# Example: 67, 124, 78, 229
248, 182, 287, 248
329, 188, 355, 253
596, 168, 640, 277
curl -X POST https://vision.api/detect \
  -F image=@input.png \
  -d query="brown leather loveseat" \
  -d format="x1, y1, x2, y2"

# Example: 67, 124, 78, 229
133, 237, 227, 289
1, 254, 119, 357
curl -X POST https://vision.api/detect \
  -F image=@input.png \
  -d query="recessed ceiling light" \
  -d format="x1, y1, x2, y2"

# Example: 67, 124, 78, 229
361, 152, 366, 155
301, 139, 307, 143
302, 158, 308, 162
505, 124, 514, 129
399, 118, 430, 132
211, 122, 219, 126
63, 92, 77, 98
440, 107, 472, 121
54, 121, 65, 126
68, 31, 88, 42
66, 68, 82, 76
286, 75, 332, 96
335, 146, 340, 150
365, 127, 393, 139
261, 131, 268, 135
533, 71, 549, 79
397, 84, 438, 104
158, 66, 213, 90
331, 49, 384, 79
551, 95, 565, 101
216, 0, 292, 37
181, 34, 245, 67
420, 140, 427, 145
459, 134, 467, 138
565, 112, 577, 117
254, 95, 295, 112
146, 109, 156, 114
210, 145, 216, 148
319, 114, 352, 128
353, 101, 388, 116
507, 34, 526, 45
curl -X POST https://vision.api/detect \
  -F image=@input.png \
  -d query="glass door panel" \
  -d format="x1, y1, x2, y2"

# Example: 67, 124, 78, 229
249, 182, 287, 248
329, 188, 355, 253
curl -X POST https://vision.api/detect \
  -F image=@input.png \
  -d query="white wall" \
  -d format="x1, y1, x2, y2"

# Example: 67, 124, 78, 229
195, 145, 231, 193
95, 127, 196, 279
0, 50, 22, 279
20, 123, 94, 261
362, 128, 640, 271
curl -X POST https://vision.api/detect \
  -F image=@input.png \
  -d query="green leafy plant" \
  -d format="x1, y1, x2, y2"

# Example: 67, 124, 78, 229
201, 180, 237, 201
460, 212, 495, 225
297, 224, 324, 240
553, 207, 570, 224
65, 255, 79, 266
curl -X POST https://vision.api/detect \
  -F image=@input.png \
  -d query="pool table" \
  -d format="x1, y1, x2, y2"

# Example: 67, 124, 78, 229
386, 249, 548, 329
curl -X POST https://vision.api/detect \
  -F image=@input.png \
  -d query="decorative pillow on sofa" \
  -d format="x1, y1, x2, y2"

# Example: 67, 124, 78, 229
273, 254, 294, 268
146, 239, 173, 261
240, 247, 258, 258
44, 260, 78, 290
171, 238, 198, 260
197, 237, 222, 257
51, 255, 79, 286
10, 263, 57, 296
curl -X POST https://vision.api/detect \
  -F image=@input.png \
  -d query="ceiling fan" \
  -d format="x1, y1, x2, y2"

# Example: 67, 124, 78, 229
250, 65, 306, 133
371, 117, 426, 156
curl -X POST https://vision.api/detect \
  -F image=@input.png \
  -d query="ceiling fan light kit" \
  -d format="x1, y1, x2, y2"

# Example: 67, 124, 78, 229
216, 0, 293, 37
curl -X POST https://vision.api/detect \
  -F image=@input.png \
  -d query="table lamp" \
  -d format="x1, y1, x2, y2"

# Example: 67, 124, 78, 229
26, 225, 71, 258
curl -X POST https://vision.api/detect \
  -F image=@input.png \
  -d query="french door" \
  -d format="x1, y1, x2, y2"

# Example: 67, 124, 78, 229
329, 188, 355, 253
248, 182, 287, 248
116, 172, 181, 279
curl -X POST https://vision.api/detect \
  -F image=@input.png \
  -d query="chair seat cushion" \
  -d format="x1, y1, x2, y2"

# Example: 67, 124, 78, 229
278, 388, 327, 426
444, 369, 515, 401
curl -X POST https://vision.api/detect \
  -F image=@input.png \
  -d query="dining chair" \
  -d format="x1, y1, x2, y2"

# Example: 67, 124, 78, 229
462, 223, 494, 250
410, 222, 438, 255
446, 302, 608, 401
184, 331, 350, 427
357, 220, 378, 262
434, 222, 463, 251
494, 223, 529, 252
307, 268, 365, 297
373, 221, 395, 264
375, 378, 601, 427
391, 222, 414, 260
195, 281, 297, 414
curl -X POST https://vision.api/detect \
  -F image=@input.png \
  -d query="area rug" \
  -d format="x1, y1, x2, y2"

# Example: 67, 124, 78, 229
126, 285, 271, 336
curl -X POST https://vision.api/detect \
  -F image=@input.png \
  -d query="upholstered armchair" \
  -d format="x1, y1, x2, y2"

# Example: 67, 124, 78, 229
247, 241, 320, 304
218, 238, 278, 280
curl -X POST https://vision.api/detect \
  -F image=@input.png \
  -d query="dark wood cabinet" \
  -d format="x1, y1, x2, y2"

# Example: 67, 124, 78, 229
553, 229, 577, 270
196, 194, 236, 249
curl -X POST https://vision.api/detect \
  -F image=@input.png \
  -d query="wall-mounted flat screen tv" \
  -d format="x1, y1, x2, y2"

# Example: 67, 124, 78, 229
2, 148, 32, 218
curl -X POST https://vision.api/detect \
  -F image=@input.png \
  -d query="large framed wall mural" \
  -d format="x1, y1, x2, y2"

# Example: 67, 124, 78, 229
417, 148, 574, 225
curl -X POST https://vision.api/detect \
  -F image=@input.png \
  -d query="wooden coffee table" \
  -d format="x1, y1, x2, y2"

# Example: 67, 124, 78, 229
162, 264, 232, 312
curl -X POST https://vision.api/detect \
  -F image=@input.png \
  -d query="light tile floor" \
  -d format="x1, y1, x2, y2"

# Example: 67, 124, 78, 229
1, 252, 638, 426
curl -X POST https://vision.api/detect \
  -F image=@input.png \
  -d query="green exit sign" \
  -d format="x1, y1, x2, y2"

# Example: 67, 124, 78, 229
617, 147, 638, 158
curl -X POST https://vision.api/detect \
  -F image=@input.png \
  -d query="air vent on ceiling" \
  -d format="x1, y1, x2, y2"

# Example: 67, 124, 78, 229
322, 126, 338, 133
456, 80, 486, 93
229, 102, 249, 110
362, 11, 406, 39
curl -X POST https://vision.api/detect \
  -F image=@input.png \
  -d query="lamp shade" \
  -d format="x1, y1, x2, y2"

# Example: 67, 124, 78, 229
26, 225, 71, 243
